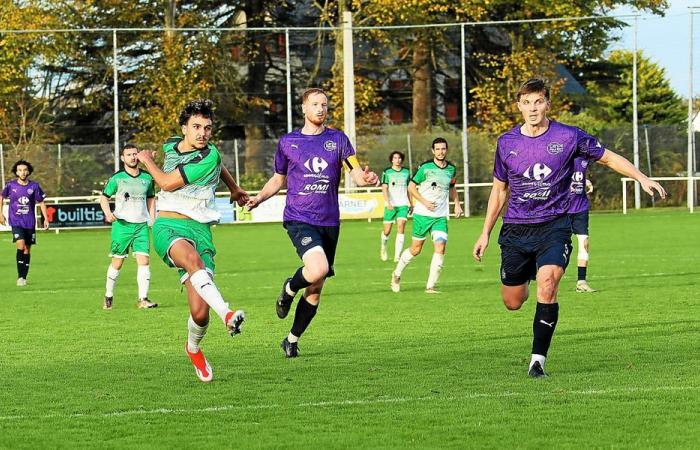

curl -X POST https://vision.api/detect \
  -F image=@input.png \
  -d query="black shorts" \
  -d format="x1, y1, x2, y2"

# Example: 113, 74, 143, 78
570, 211, 589, 235
283, 221, 340, 278
11, 227, 36, 245
497, 215, 573, 286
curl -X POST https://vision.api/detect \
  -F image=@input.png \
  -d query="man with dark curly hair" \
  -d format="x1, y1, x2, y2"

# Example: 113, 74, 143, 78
0, 160, 49, 286
136, 99, 249, 383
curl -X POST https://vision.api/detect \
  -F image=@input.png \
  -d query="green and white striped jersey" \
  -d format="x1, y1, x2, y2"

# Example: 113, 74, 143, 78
380, 167, 411, 207
157, 137, 222, 224
411, 160, 457, 218
102, 170, 154, 223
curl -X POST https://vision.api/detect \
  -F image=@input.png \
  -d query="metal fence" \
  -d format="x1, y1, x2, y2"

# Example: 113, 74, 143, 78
1, 10, 699, 215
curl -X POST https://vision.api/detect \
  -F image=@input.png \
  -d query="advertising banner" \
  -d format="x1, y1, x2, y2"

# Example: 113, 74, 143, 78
339, 193, 384, 219
45, 203, 109, 228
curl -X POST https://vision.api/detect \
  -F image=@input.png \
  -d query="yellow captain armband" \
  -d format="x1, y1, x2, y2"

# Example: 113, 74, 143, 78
344, 155, 360, 171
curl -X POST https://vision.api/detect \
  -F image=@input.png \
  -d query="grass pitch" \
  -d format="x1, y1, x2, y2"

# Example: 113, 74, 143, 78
0, 210, 698, 449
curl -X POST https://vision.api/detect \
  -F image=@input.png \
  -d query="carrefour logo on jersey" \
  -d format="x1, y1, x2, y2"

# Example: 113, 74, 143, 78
18, 196, 30, 205
304, 157, 329, 174
572, 171, 584, 182
522, 163, 552, 181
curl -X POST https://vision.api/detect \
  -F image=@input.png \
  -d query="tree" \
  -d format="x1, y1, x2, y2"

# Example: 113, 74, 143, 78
584, 49, 686, 126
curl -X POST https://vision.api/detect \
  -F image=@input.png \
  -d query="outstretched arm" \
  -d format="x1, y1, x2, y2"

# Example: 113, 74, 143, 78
246, 173, 286, 210
597, 149, 666, 198
472, 178, 508, 261
220, 165, 249, 206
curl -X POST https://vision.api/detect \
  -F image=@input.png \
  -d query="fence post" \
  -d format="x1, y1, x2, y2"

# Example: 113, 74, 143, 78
57, 143, 62, 194
112, 29, 120, 173
689, 9, 695, 213
285, 28, 292, 133
234, 139, 240, 184
632, 16, 641, 209
0, 143, 4, 189
460, 23, 470, 217
407, 134, 413, 175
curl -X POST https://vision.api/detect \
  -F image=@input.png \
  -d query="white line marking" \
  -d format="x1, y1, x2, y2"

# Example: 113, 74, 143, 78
0, 385, 696, 422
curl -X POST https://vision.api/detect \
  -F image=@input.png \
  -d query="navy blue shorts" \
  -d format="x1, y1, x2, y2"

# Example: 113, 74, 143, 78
497, 215, 573, 286
11, 226, 36, 245
570, 211, 589, 235
283, 221, 340, 277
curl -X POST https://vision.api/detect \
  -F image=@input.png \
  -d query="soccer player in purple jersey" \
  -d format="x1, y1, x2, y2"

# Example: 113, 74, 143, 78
0, 160, 48, 286
569, 157, 595, 293
246, 88, 379, 358
472, 79, 666, 378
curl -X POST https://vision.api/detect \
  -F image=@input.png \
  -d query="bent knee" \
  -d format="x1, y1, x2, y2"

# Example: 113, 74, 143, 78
305, 265, 329, 283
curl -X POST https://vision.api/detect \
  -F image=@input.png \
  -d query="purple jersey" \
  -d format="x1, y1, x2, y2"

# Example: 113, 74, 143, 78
1, 179, 46, 229
568, 157, 590, 214
493, 121, 604, 224
274, 128, 355, 226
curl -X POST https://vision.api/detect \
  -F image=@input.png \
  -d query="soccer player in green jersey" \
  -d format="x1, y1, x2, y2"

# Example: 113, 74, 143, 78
99, 144, 157, 310
391, 137, 462, 294
380, 151, 412, 262
136, 99, 248, 383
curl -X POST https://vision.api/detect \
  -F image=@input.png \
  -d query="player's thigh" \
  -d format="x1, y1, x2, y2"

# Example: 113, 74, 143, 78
501, 283, 530, 310
131, 223, 151, 259
535, 265, 565, 302
109, 220, 133, 258
499, 244, 537, 288
570, 211, 589, 236
383, 207, 398, 225
285, 221, 331, 276
429, 217, 448, 253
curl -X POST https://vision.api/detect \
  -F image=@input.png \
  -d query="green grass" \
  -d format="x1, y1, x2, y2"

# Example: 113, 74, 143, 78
0, 210, 698, 449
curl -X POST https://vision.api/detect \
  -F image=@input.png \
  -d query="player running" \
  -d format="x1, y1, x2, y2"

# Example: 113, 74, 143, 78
380, 151, 412, 262
0, 160, 48, 286
472, 78, 665, 378
569, 157, 595, 293
246, 88, 379, 358
391, 138, 462, 294
136, 99, 249, 382
99, 144, 157, 310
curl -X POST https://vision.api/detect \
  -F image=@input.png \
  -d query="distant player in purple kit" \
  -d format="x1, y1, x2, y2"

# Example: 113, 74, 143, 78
472, 79, 665, 378
247, 88, 379, 358
0, 160, 48, 286
569, 157, 595, 293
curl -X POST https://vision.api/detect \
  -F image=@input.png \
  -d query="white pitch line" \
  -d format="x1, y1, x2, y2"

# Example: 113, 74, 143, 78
0, 385, 696, 422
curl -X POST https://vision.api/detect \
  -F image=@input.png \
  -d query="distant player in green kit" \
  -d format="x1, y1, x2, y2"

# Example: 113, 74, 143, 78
391, 138, 462, 293
136, 99, 248, 383
100, 144, 157, 310
380, 151, 412, 262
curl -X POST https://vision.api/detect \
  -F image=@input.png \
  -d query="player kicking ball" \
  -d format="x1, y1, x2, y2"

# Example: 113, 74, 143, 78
137, 99, 249, 382
391, 138, 462, 294
472, 79, 665, 378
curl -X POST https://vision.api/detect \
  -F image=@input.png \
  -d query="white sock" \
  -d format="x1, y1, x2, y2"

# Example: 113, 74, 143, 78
394, 248, 415, 276
529, 354, 546, 369
187, 316, 208, 353
137, 265, 150, 299
381, 231, 389, 245
105, 265, 120, 297
394, 233, 405, 260
426, 253, 444, 289
189, 269, 231, 323
287, 333, 299, 344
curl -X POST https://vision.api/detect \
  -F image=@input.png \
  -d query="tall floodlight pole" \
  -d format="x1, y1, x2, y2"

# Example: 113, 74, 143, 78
632, 16, 641, 209
112, 29, 120, 172
689, 10, 695, 213
285, 28, 292, 133
460, 24, 470, 217
342, 10, 356, 192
